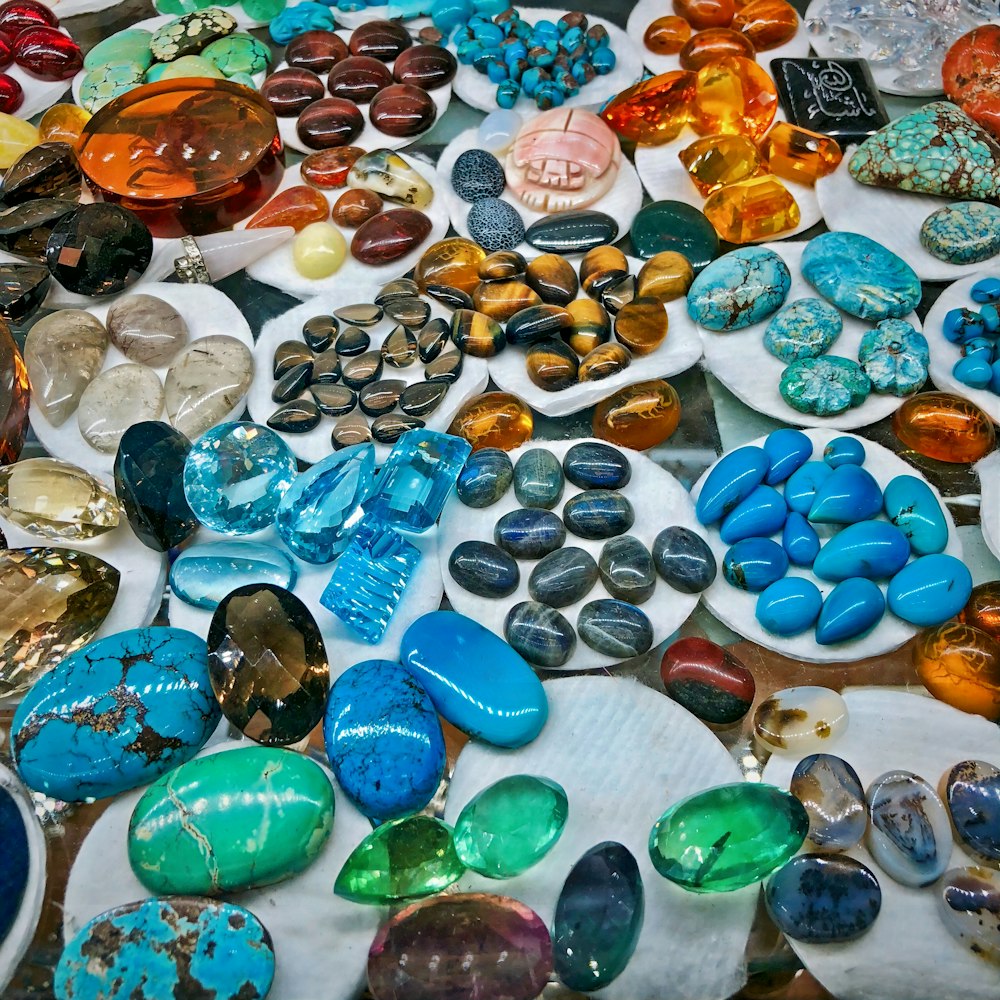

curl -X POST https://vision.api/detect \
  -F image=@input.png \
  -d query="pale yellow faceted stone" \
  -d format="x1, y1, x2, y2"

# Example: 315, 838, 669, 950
0, 113, 40, 169
292, 222, 347, 280
77, 363, 164, 453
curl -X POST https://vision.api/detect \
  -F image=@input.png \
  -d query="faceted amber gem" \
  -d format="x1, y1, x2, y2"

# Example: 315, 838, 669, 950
892, 391, 996, 464
473, 280, 542, 321
592, 379, 682, 450
703, 175, 800, 242
415, 238, 486, 295
300, 146, 365, 190
0, 317, 29, 465
614, 297, 669, 355
679, 28, 756, 72
914, 622, 1000, 721
564, 298, 612, 356
691, 56, 778, 141
246, 185, 329, 231
679, 133, 764, 194
674, 0, 735, 30
732, 0, 799, 51
578, 342, 631, 381
644, 15, 692, 55
38, 102, 90, 147
447, 391, 534, 452
601, 71, 696, 145
0, 112, 39, 169
580, 245, 629, 298
759, 121, 843, 185
636, 252, 694, 302
961, 582, 1000, 642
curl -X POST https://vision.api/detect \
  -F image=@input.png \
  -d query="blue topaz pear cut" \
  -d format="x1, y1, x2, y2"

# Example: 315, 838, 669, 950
687, 247, 791, 332
816, 578, 885, 645
883, 474, 948, 556
763, 428, 813, 486
808, 464, 883, 524
696, 446, 769, 525
887, 554, 972, 627
170, 540, 297, 610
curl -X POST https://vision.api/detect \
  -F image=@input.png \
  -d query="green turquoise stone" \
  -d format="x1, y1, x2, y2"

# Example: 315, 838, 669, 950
201, 33, 270, 77
156, 54, 225, 80
83, 29, 154, 72
80, 62, 146, 113
648, 783, 808, 892
241, 0, 287, 19
780, 356, 871, 416
154, 0, 211, 14
630, 200, 719, 272
919, 202, 1000, 265
227, 71, 257, 89
334, 815, 464, 904
150, 9, 238, 62
453, 774, 568, 878
127, 747, 334, 895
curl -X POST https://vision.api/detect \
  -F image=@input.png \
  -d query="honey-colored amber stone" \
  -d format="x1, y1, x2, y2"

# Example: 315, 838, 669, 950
38, 102, 90, 147
679, 28, 756, 72
526, 338, 579, 392
592, 379, 682, 450
732, 0, 799, 51
915, 622, 1000, 721
578, 341, 631, 382
0, 113, 39, 169
759, 121, 842, 185
246, 185, 329, 231
300, 146, 365, 190
644, 15, 692, 55
678, 133, 764, 194
703, 175, 800, 242
580, 245, 630, 298
614, 297, 669, 356
564, 298, 612, 356
891, 391, 996, 464
0, 318, 29, 465
601, 71, 695, 145
962, 582, 1000, 642
636, 252, 694, 303
691, 56, 778, 142
473, 280, 542, 321
415, 238, 486, 295
674, 0, 735, 30
447, 391, 534, 452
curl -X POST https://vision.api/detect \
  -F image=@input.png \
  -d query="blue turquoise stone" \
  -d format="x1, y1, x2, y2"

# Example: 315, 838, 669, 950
723, 537, 789, 592
991, 358, 1000, 392
652, 525, 717, 593
763, 428, 812, 486
972, 277, 1000, 303
529, 546, 598, 607
808, 464, 883, 524
365, 430, 472, 532
456, 448, 513, 508
449, 539, 520, 597
782, 512, 820, 567
687, 247, 791, 332
696, 446, 769, 525
275, 444, 376, 563
576, 599, 653, 658
765, 854, 881, 944
779, 356, 871, 416
598, 536, 655, 604
887, 553, 972, 627
504, 600, 576, 668
324, 659, 446, 821
11, 628, 219, 801
962, 337, 995, 360
800, 231, 921, 321
563, 489, 634, 540
268, 2, 335, 43
719, 485, 788, 545
83, 28, 154, 71
813, 521, 910, 582
823, 436, 865, 468
784, 461, 833, 516
0, 783, 28, 945
400, 610, 548, 747
883, 474, 948, 556
563, 442, 631, 490
919, 202, 1000, 265
763, 298, 843, 362
816, 578, 885, 644
942, 307, 986, 344
943, 760, 1000, 863
183, 422, 297, 535
953, 354, 993, 388
756, 577, 823, 636
55, 897, 275, 1000
494, 507, 566, 559
170, 540, 297, 610
514, 448, 564, 509
858, 319, 929, 396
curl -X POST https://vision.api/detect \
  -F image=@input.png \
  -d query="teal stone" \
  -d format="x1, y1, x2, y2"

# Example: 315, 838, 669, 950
784, 461, 832, 516
200, 33, 270, 76
577, 599, 653, 658
816, 578, 885, 644
920, 203, 1000, 265
630, 200, 719, 271
782, 511, 820, 566
696, 445, 769, 525
80, 61, 146, 113
275, 444, 376, 564
823, 436, 865, 468
241, 0, 287, 22
883, 474, 948, 556
227, 71, 257, 89
687, 247, 791, 332
764, 298, 843, 362
457, 448, 513, 508
529, 546, 598, 607
808, 464, 883, 524
723, 537, 788, 592
144, 62, 169, 83
813, 521, 910, 582
763, 428, 812, 486
563, 489, 634, 540
887, 554, 973, 627
513, 448, 564, 509
858, 319, 929, 396
504, 601, 576, 668
83, 29, 154, 71
54, 897, 275, 1000
563, 442, 631, 490
449, 540, 520, 597
170, 540, 297, 610
494, 507, 566, 559
954, 354, 994, 388
719, 485, 788, 545
780, 356, 871, 416
756, 577, 823, 636
11, 628, 220, 801
800, 232, 920, 321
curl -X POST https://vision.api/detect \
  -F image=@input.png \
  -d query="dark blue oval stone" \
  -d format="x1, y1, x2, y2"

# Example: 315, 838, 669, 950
598, 536, 656, 604
652, 525, 717, 593
0, 783, 29, 944
577, 599, 653, 657
494, 507, 566, 559
943, 760, 1000, 863
563, 442, 632, 490
456, 448, 513, 508
563, 489, 634, 540
504, 600, 577, 669
513, 448, 564, 509
448, 540, 519, 598
528, 546, 598, 608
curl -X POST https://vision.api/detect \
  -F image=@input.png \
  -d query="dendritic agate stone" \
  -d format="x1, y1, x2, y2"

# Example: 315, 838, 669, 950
753, 685, 849, 756
937, 866, 1000, 965
942, 759, 1000, 865
790, 753, 868, 852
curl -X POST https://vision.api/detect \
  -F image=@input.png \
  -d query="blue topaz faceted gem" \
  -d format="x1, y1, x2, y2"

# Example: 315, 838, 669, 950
813, 521, 910, 582
784, 461, 832, 516
763, 427, 813, 486
756, 577, 823, 636
887, 554, 973, 627
883, 474, 948, 556
782, 512, 820, 567
719, 485, 787, 545
943, 760, 1000, 864
0, 780, 29, 946
816, 578, 885, 644
790, 753, 868, 851
449, 540, 520, 597
562, 441, 631, 490
723, 537, 788, 592
456, 448, 513, 508
11, 627, 219, 801
696, 446, 769, 525
553, 842, 644, 991
504, 601, 576, 668
275, 444, 375, 563
183, 422, 297, 535
823, 436, 865, 468
687, 247, 791, 332
808, 464, 883, 524
494, 507, 566, 559
170, 541, 297, 610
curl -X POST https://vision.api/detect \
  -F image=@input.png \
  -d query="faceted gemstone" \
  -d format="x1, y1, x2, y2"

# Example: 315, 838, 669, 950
577, 599, 653, 657
246, 185, 329, 232
753, 685, 848, 755
723, 537, 789, 592
369, 83, 436, 137
12, 627, 219, 800
888, 554, 973, 628
260, 66, 325, 116
759, 121, 842, 185
631, 200, 719, 270
644, 15, 691, 54
351, 208, 432, 265
915, 623, 1000, 720
332, 188, 383, 228
649, 783, 808, 892
791, 753, 867, 851
55, 898, 275, 1000
938, 866, 1000, 965
691, 56, 778, 142
348, 148, 433, 211
962, 582, 1000, 641
0, 197, 76, 260
679, 134, 763, 196
0, 141, 81, 204
0, 263, 49, 322
599, 536, 655, 604
780, 356, 871, 417
613, 297, 669, 355
528, 546, 599, 607
286, 29, 348, 73
858, 319, 928, 396
0, 318, 28, 464
128, 746, 334, 894
504, 601, 576, 668
592, 379, 682, 451
525, 211, 618, 254
106, 294, 188, 367
563, 489, 634, 539
660, 636, 753, 724
0, 547, 119, 698
816, 577, 885, 644
514, 448, 564, 509
170, 541, 296, 611
494, 508, 565, 559
920, 202, 1000, 265
392, 43, 456, 89
301, 146, 365, 190
703, 176, 800, 243
77, 363, 164, 454
688, 246, 790, 331
942, 760, 1000, 864
892, 391, 996, 464
474, 281, 541, 322
39, 103, 91, 146
449, 539, 520, 598
448, 391, 533, 452
13, 25, 82, 80
297, 97, 365, 149
765, 297, 842, 362
732, 0, 799, 50
675, 0, 733, 28
457, 448, 513, 508
149, 8, 237, 61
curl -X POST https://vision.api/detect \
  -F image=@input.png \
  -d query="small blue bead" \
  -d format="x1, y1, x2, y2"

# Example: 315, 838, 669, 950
982, 303, 1000, 333
533, 18, 558, 34
496, 79, 519, 107
536, 83, 564, 108
512, 20, 531, 38
592, 47, 616, 73
453, 25, 473, 42
823, 436, 865, 468
473, 47, 500, 71
521, 66, 545, 95
487, 59, 508, 82
457, 39, 482, 63
474, 22, 504, 44
504, 40, 527, 62
571, 60, 593, 85
562, 26, 584, 49
963, 336, 996, 359
971, 277, 1000, 303
953, 353, 994, 388
782, 512, 820, 567
991, 359, 1000, 393
942, 307, 985, 344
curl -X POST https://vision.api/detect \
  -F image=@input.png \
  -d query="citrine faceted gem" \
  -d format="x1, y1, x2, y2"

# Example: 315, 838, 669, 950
601, 71, 696, 145
703, 175, 800, 242
679, 133, 765, 195
759, 121, 843, 185
691, 56, 778, 141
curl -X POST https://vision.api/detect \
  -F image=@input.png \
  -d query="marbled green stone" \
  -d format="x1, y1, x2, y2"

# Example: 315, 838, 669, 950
200, 33, 270, 77
83, 29, 154, 72
630, 200, 719, 272
241, 0, 286, 19
80, 61, 145, 113
780, 356, 871, 416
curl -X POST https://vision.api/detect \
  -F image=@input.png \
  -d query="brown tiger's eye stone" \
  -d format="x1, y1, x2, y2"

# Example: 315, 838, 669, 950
614, 297, 669, 355
525, 253, 579, 306
301, 146, 365, 190
473, 280, 542, 321
369, 83, 437, 137
962, 581, 1000, 642
285, 30, 349, 73
674, 0, 735, 30
246, 185, 329, 231
479, 249, 527, 282
526, 337, 579, 392
327, 55, 393, 103
732, 0, 799, 50
577, 341, 631, 382
392, 43, 457, 90
580, 245, 630, 297
593, 379, 682, 450
332, 188, 383, 227
679, 27, 756, 71
447, 391, 534, 451
451, 308, 505, 357
636, 252, 694, 302
564, 298, 611, 356
260, 66, 325, 116
297, 97, 365, 149
415, 238, 486, 294
644, 15, 692, 54
349, 19, 412, 61
351, 208, 433, 264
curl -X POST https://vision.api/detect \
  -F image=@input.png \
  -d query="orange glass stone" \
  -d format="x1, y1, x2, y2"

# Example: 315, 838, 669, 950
961, 581, 1000, 641
914, 622, 1000, 721
644, 15, 691, 55
246, 185, 329, 231
759, 121, 842, 184
732, 0, 799, 50
891, 391, 996, 464
691, 56, 778, 141
674, 0, 735, 31
0, 318, 29, 466
592, 379, 682, 450
414, 238, 486, 295
447, 391, 534, 452
679, 27, 756, 71
703, 175, 799, 242
601, 71, 696, 145
678, 133, 764, 194
38, 102, 90, 147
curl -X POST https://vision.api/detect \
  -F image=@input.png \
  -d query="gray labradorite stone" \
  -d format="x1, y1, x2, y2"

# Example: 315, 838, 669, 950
504, 600, 577, 668
514, 448, 565, 509
652, 525, 717, 594
494, 508, 566, 560
448, 540, 519, 598
456, 448, 513, 508
528, 546, 599, 608
563, 442, 631, 490
106, 293, 189, 366
577, 599, 653, 658
563, 490, 634, 540
598, 536, 656, 604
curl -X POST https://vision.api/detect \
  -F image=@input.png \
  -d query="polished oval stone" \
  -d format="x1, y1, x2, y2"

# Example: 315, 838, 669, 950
580, 245, 630, 298
400, 610, 547, 747
782, 511, 820, 567
170, 540, 296, 611
106, 293, 188, 366
942, 759, 1000, 864
754, 685, 849, 755
457, 448, 513, 508
914, 622, 1000, 721
866, 769, 952, 887
652, 524, 717, 593
526, 338, 579, 393
350, 18, 412, 60
784, 460, 833, 516
883, 474, 948, 556
506, 303, 574, 347
696, 445, 769, 525
892, 391, 996, 464
564, 298, 612, 356
813, 521, 911, 582
513, 448, 564, 509
494, 507, 566, 559
525, 210, 619, 254
563, 441, 631, 490
764, 297, 843, 362
756, 576, 823, 636
599, 535, 656, 604
528, 546, 598, 608
297, 96, 365, 149
577, 598, 653, 658
325, 658, 445, 822
448, 391, 533, 452
791, 752, 868, 851
823, 435, 865, 468
474, 280, 540, 322
449, 539, 520, 598
526, 252, 579, 306
631, 199, 719, 270
762, 427, 812, 485
938, 866, 1000, 964
723, 537, 788, 592
504, 601, 576, 668
888, 553, 973, 627
332, 188, 383, 228
286, 28, 348, 72
11, 627, 220, 801
451, 307, 505, 358
77, 363, 164, 453
392, 42, 456, 89
719, 484, 787, 545
961, 582, 1000, 641
649, 783, 808, 892
327, 55, 392, 102
369, 83, 437, 137
352, 208, 433, 265
54, 897, 275, 1000
687, 247, 791, 331
261, 66, 325, 115
816, 577, 886, 644
563, 489, 634, 540
358, 378, 405, 416
578, 341, 632, 382
660, 636, 755, 724
920, 202, 1000, 264
808, 464, 883, 524
467, 197, 525, 253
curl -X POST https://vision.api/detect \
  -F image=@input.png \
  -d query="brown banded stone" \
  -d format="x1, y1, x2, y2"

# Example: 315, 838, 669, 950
260, 66, 325, 116
473, 280, 542, 321
564, 298, 611, 356
526, 338, 579, 392
392, 43, 457, 90
327, 55, 393, 104
285, 29, 349, 73
297, 97, 365, 150
525, 253, 579, 306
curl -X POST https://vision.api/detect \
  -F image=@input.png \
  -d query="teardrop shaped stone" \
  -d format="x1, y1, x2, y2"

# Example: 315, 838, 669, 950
763, 427, 813, 485
529, 546, 598, 607
563, 489, 635, 540
495, 507, 566, 559
757, 577, 824, 637
267, 398, 321, 433
424, 350, 463, 382
719, 484, 788, 545
938, 866, 1000, 964
372, 412, 423, 443
503, 601, 576, 668
274, 339, 314, 378
332, 411, 373, 448
883, 474, 948, 556
384, 296, 430, 329
0, 141, 81, 205
302, 313, 338, 351
790, 753, 868, 852
599, 535, 656, 604
514, 448, 564, 509
311, 383, 356, 416
106, 293, 189, 366
808, 464, 883, 524
888, 554, 973, 627
399, 379, 448, 417
335, 325, 371, 357
359, 377, 405, 416
381, 324, 418, 368
377, 279, 421, 305
417, 316, 450, 362
336, 303, 383, 326
311, 351, 342, 384
341, 350, 383, 389
505, 303, 574, 346
813, 521, 911, 582
696, 445, 769, 525
943, 760, 1000, 864
170, 541, 297, 611
351, 208, 433, 265
0, 198, 77, 262
77, 363, 164, 453
816, 577, 885, 644
425, 282, 474, 310
272, 361, 313, 403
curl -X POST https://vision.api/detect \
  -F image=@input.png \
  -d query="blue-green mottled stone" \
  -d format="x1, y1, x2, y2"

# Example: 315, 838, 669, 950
780, 356, 871, 416
80, 61, 146, 112
83, 29, 154, 72
858, 319, 929, 396
200, 33, 270, 76
687, 247, 791, 331
504, 601, 576, 668
764, 298, 843, 362
920, 203, 1000, 265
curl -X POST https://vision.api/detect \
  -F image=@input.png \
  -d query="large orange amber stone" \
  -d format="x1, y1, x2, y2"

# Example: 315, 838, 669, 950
915, 622, 1000, 721
644, 15, 691, 55
447, 392, 533, 451
961, 581, 1000, 641
679, 28, 756, 71
732, 0, 799, 50
679, 133, 764, 194
601, 71, 695, 145
759, 121, 842, 184
592, 379, 681, 450
674, 0, 735, 31
943, 25, 1000, 140
891, 391, 996, 464
691, 56, 778, 141
703, 175, 799, 242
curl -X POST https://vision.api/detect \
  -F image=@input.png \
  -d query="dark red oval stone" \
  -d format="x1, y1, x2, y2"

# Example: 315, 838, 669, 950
351, 208, 433, 265
332, 187, 383, 227
260, 66, 325, 116
326, 55, 392, 104
0, 30, 13, 68
285, 29, 349, 73
660, 636, 755, 726
297, 97, 364, 150
0, 0, 57, 36
369, 83, 436, 137
300, 145, 365, 189
13, 25, 81, 80
348, 18, 411, 61
0, 71, 22, 113
391, 43, 457, 90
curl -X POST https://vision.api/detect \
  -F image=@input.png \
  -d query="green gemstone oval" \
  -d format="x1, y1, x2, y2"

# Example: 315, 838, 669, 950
648, 783, 808, 893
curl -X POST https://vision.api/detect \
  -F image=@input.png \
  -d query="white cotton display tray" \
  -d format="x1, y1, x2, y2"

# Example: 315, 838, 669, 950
763, 688, 1000, 1000
436, 126, 644, 262
247, 296, 488, 465
451, 8, 644, 113
693, 427, 963, 663
979, 451, 1000, 563
62, 739, 381, 1000
697, 241, 922, 431
444, 675, 754, 1000
438, 438, 703, 671
923, 273, 1000, 425
0, 763, 46, 996
28, 283, 254, 479
487, 254, 702, 417
244, 157, 449, 301
9, 27, 74, 120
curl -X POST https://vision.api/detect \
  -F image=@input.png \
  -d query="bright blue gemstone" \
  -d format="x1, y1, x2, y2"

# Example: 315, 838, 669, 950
783, 461, 832, 516
763, 297, 843, 362
756, 577, 823, 636
431, 0, 474, 33
763, 428, 812, 485
696, 446, 769, 525
0, 783, 28, 945
963, 337, 995, 360
782, 512, 820, 567
813, 521, 910, 582
719, 485, 788, 544
823, 436, 865, 468
991, 359, 1000, 393
942, 307, 986, 344
592, 47, 615, 73
858, 319, 929, 395
722, 537, 789, 592
971, 277, 1000, 303
883, 474, 948, 556
887, 553, 973, 627
183, 422, 297, 535
816, 578, 885, 644
268, 2, 335, 43
11, 628, 219, 801
808, 464, 883, 524
953, 353, 993, 388
170, 540, 297, 610
687, 247, 791, 331
275, 444, 375, 563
